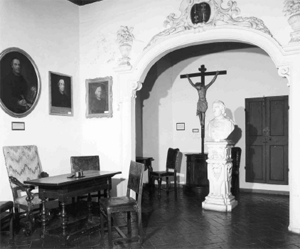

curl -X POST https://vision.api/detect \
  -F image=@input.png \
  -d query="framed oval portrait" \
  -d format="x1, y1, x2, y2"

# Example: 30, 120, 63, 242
0, 47, 41, 118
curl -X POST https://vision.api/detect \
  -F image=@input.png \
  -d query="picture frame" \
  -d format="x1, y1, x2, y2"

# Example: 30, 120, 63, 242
176, 123, 185, 131
0, 47, 41, 118
49, 71, 73, 116
86, 76, 113, 118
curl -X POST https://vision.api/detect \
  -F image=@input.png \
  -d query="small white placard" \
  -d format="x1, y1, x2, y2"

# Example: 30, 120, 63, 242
12, 122, 25, 131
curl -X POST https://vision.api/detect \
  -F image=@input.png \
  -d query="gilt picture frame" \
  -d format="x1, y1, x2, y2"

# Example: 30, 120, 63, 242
0, 47, 41, 118
49, 71, 73, 116
86, 76, 113, 118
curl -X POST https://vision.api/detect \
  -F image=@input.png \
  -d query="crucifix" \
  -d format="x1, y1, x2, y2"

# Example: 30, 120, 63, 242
180, 65, 227, 154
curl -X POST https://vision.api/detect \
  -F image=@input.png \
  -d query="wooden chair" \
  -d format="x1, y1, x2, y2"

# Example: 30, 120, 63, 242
150, 148, 182, 198
70, 155, 105, 202
0, 201, 14, 242
100, 161, 144, 248
3, 145, 56, 235
231, 147, 242, 196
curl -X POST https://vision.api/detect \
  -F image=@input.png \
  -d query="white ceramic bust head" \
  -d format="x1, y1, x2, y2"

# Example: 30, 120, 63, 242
207, 100, 235, 142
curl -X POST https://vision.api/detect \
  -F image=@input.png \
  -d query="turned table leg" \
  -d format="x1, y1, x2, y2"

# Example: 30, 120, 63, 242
41, 198, 47, 238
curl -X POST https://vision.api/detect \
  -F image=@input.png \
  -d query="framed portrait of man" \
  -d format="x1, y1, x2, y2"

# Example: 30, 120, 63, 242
86, 76, 113, 118
49, 71, 73, 116
0, 47, 41, 118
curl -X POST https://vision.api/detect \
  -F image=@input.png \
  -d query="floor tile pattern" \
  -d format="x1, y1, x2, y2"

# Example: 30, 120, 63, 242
1, 186, 300, 249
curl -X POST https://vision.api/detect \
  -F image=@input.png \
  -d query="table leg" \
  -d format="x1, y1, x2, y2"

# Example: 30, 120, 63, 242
87, 193, 92, 222
60, 201, 67, 244
41, 198, 47, 238
107, 178, 111, 198
148, 162, 153, 186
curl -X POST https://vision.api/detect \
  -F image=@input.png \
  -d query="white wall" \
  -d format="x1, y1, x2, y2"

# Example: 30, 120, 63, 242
0, 0, 81, 200
0, 0, 294, 201
139, 43, 289, 192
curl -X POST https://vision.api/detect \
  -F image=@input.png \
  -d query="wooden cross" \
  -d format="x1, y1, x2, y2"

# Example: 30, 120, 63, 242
180, 65, 227, 154
180, 64, 226, 81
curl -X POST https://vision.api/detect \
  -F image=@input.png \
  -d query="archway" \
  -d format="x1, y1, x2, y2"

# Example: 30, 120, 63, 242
117, 27, 300, 234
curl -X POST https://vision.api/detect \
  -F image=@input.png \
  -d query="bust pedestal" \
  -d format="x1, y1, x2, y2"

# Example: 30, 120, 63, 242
202, 140, 238, 212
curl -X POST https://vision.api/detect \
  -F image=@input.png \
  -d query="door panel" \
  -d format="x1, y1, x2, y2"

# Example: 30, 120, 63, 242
269, 145, 284, 182
247, 145, 264, 182
246, 96, 288, 185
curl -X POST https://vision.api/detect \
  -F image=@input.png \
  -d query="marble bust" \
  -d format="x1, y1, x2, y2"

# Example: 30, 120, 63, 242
207, 100, 235, 142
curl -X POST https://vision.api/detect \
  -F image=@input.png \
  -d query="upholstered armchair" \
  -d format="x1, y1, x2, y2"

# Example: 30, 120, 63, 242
3, 145, 54, 235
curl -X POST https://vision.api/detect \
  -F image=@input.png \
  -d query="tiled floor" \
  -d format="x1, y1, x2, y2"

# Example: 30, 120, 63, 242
1, 186, 300, 249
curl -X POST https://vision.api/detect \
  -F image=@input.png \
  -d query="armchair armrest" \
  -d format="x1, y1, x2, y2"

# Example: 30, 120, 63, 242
9, 176, 35, 202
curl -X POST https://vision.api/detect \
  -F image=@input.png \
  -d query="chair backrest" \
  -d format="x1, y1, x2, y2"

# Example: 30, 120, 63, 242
127, 161, 144, 203
3, 145, 43, 200
166, 148, 181, 171
70, 155, 100, 173
231, 147, 242, 172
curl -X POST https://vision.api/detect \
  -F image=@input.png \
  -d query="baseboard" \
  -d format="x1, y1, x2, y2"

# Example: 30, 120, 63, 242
240, 188, 289, 196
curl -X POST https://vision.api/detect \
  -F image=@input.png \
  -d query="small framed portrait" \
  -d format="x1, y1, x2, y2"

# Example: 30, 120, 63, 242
0, 47, 41, 118
86, 76, 113, 118
49, 71, 73, 116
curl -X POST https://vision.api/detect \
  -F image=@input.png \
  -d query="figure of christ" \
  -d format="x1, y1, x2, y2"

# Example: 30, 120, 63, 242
186, 71, 220, 126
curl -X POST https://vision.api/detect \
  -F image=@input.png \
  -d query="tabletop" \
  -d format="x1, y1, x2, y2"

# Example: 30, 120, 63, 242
24, 170, 121, 187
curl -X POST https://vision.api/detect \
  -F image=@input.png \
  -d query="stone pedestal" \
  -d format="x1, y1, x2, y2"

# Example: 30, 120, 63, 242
202, 140, 238, 212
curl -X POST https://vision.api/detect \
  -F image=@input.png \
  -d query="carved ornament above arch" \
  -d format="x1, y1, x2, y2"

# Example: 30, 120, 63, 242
145, 0, 274, 50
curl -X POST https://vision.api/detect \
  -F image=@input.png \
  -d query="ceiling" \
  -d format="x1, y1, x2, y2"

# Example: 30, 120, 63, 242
67, 0, 102, 6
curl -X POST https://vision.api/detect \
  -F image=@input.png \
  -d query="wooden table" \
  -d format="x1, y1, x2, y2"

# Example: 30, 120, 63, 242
24, 170, 121, 243
136, 156, 154, 185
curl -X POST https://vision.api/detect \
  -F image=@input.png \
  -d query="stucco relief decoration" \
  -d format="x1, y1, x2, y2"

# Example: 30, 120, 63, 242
208, 145, 230, 159
82, 32, 116, 68
145, 0, 272, 49
208, 147, 224, 159
117, 26, 135, 67
283, 0, 300, 42
278, 66, 290, 86
227, 163, 232, 186
212, 163, 222, 180
131, 80, 143, 98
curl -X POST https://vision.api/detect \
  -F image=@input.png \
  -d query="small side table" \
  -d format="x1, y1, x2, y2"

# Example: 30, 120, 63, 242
185, 153, 208, 188
136, 156, 154, 185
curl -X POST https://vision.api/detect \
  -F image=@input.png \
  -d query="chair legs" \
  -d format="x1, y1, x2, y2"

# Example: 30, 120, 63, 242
137, 209, 142, 243
127, 212, 131, 236
151, 175, 178, 198
100, 209, 142, 248
157, 177, 162, 198
9, 213, 14, 241
107, 211, 113, 248
0, 201, 14, 242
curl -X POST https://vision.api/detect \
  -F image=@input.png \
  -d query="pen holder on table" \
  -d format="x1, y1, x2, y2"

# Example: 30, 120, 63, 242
75, 170, 84, 178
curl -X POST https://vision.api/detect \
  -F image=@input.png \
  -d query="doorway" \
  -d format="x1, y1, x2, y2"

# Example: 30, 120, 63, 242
245, 95, 288, 185
135, 43, 289, 188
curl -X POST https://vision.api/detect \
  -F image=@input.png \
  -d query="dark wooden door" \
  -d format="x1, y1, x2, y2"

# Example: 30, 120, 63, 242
245, 96, 288, 185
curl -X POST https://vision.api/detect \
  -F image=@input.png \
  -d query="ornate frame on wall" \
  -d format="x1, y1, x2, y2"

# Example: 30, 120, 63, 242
0, 47, 41, 118
86, 76, 113, 118
49, 71, 73, 116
